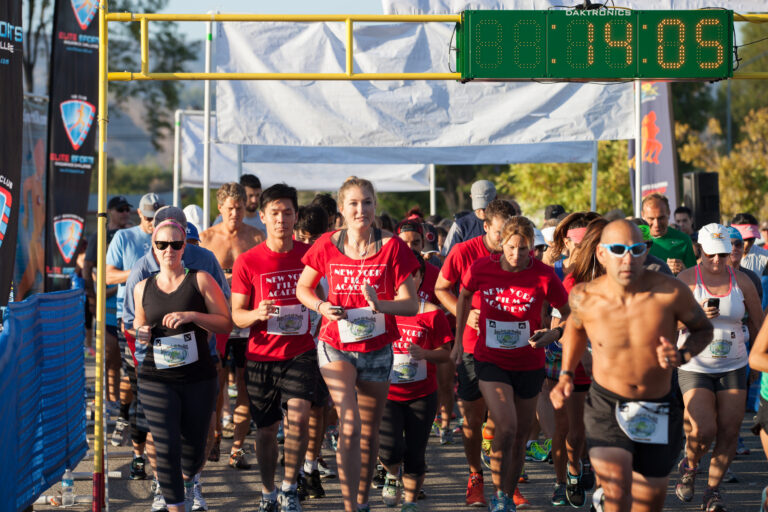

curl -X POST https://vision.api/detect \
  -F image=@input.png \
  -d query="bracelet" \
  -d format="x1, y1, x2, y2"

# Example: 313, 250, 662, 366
314, 300, 326, 313
560, 370, 575, 379
678, 347, 690, 365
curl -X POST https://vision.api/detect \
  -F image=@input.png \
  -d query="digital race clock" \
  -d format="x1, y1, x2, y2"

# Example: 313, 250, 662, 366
456, 9, 733, 81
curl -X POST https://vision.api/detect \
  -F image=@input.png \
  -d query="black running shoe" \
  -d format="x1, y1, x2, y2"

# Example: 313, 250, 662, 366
581, 459, 595, 491
296, 473, 309, 501
566, 467, 586, 507
129, 455, 147, 480
372, 465, 387, 489
305, 469, 325, 498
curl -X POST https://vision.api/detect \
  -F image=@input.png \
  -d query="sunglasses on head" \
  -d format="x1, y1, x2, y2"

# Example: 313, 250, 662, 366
600, 243, 647, 258
155, 240, 184, 251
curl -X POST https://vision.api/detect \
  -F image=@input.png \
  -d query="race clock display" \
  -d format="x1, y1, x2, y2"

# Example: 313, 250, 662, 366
457, 9, 733, 81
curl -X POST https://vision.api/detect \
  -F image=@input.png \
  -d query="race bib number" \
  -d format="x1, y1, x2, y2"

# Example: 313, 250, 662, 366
266, 304, 310, 336
338, 308, 386, 343
390, 352, 427, 384
615, 401, 669, 445
485, 319, 529, 350
153, 331, 199, 370
706, 328, 741, 359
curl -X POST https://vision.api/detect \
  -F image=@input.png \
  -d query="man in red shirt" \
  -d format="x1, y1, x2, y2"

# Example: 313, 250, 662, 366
231, 184, 327, 512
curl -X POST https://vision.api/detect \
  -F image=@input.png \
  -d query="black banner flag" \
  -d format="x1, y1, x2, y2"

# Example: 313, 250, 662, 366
0, 0, 24, 306
45, 0, 99, 291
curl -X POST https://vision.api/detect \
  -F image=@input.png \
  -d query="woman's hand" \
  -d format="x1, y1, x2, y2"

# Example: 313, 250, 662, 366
467, 309, 480, 330
319, 302, 347, 322
408, 343, 428, 361
701, 300, 720, 319
528, 329, 560, 349
136, 325, 152, 345
161, 311, 197, 330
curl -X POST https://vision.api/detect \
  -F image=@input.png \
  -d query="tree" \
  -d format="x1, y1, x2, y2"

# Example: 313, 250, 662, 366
22, 0, 52, 93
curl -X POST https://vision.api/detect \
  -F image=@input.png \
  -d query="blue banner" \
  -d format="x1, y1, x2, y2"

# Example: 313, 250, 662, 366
628, 81, 679, 212
0, 288, 87, 511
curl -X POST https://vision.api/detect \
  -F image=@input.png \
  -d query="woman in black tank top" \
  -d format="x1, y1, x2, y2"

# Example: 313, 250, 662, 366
133, 219, 231, 510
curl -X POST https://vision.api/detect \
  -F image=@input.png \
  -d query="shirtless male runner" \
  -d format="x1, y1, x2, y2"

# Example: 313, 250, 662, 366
200, 182, 265, 468
550, 220, 713, 512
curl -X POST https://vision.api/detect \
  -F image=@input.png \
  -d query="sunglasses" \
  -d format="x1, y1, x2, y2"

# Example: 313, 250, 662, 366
703, 252, 730, 259
116, 206, 131, 213
731, 240, 744, 248
600, 243, 647, 258
155, 240, 184, 251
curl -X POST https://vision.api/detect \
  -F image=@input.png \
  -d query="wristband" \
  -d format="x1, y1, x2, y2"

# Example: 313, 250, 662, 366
560, 370, 575, 379
314, 300, 326, 313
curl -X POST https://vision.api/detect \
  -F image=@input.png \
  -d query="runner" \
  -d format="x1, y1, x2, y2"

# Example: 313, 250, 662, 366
674, 206, 695, 236
212, 174, 267, 233
296, 177, 420, 512
231, 184, 327, 512
200, 182, 265, 470
456, 216, 569, 511
379, 251, 453, 511
434, 199, 518, 507
441, 180, 497, 257
550, 220, 714, 512
727, 226, 763, 300
747, 318, 768, 511
133, 218, 231, 512
674, 224, 763, 511
641, 194, 696, 275
545, 211, 601, 274
731, 213, 768, 306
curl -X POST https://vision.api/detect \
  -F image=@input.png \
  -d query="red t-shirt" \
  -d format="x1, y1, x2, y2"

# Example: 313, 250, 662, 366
418, 262, 439, 304
231, 241, 316, 362
463, 256, 568, 371
562, 274, 591, 386
440, 236, 490, 354
389, 308, 453, 402
302, 231, 420, 353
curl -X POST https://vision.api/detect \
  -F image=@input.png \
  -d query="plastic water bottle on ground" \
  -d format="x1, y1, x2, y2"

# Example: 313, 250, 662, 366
61, 468, 75, 506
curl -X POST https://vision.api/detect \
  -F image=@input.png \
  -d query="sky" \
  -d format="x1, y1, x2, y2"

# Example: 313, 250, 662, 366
162, 0, 385, 40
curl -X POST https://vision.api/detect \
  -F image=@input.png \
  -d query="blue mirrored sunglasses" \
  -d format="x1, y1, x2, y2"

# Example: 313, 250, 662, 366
600, 243, 647, 258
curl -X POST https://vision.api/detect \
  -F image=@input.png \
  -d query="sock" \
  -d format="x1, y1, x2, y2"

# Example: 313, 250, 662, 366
263, 488, 277, 501
304, 459, 318, 473
281, 481, 297, 492
120, 402, 130, 420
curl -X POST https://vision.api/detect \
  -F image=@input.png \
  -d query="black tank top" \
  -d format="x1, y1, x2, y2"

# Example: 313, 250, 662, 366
139, 269, 217, 383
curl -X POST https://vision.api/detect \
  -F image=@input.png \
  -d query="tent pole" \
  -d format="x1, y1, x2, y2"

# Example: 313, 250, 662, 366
202, 17, 213, 229
429, 164, 436, 216
172, 110, 182, 207
237, 144, 243, 179
634, 80, 642, 218
590, 141, 598, 212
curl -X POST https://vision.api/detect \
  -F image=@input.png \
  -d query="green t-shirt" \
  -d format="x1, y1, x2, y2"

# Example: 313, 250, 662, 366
648, 226, 697, 269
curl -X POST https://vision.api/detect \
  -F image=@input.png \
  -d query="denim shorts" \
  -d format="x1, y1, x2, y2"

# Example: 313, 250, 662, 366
317, 340, 393, 382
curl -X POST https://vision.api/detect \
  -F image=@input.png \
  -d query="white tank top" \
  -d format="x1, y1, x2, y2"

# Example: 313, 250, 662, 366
678, 265, 747, 373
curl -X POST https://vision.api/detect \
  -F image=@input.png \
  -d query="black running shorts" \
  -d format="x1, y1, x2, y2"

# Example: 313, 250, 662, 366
457, 352, 483, 402
475, 362, 545, 400
677, 366, 747, 396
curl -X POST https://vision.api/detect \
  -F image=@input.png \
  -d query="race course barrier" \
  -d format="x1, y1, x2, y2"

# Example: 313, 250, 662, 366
0, 289, 88, 511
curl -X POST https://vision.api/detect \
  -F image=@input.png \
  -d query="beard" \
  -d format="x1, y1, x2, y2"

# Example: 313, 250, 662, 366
245, 203, 258, 213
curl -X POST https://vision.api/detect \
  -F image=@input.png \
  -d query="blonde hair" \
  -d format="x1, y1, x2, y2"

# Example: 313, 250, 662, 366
501, 216, 535, 247
216, 182, 246, 206
338, 176, 376, 207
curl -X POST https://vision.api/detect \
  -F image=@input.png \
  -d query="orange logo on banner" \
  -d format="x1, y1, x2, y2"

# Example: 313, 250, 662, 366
642, 111, 662, 165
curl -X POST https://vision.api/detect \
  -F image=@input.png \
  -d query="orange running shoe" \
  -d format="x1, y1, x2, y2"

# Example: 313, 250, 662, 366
465, 472, 487, 507
513, 487, 530, 509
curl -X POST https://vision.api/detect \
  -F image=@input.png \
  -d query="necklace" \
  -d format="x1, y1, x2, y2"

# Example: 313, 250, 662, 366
348, 230, 373, 258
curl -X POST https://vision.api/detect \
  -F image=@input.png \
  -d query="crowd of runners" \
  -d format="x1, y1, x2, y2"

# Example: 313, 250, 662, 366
78, 174, 768, 512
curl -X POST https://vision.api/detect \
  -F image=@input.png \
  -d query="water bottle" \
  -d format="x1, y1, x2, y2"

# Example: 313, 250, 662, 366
61, 468, 75, 506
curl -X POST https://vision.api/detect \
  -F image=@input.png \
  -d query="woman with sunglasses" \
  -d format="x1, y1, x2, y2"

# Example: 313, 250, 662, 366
674, 223, 763, 512
133, 219, 232, 512
455, 216, 569, 512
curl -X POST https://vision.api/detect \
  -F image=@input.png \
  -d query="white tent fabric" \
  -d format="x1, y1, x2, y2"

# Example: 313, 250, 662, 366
383, 0, 767, 14
180, 112, 432, 191
215, 22, 635, 148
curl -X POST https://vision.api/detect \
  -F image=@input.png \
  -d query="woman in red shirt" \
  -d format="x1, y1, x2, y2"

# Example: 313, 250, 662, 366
297, 177, 419, 512
455, 216, 569, 512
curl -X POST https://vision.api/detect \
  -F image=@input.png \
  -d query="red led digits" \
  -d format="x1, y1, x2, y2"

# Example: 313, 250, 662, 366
696, 18, 724, 70
567, 19, 594, 69
604, 20, 633, 69
657, 18, 685, 69
474, 19, 503, 69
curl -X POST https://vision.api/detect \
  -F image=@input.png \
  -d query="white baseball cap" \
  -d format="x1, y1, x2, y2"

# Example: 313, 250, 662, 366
698, 223, 732, 255
534, 228, 547, 248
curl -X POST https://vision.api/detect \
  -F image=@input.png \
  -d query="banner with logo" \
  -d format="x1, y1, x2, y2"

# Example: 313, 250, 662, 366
45, 0, 99, 291
0, 0, 24, 306
15, 97, 49, 301
628, 81, 678, 214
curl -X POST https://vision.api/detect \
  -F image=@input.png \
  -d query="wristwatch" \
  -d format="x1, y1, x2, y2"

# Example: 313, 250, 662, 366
560, 370, 575, 379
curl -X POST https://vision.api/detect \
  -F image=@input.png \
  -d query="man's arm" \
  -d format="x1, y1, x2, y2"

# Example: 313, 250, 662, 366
675, 281, 714, 360
106, 264, 131, 285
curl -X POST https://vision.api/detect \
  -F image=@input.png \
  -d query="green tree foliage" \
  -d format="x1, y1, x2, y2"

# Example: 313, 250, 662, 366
493, 141, 632, 216
91, 160, 172, 194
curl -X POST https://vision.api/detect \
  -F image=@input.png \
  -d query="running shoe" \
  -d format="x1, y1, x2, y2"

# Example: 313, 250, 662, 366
279, 489, 303, 512
257, 498, 279, 512
129, 455, 147, 480
222, 418, 235, 439
358, 506, 371, 512
401, 502, 419, 512
488, 491, 507, 512
722, 468, 738, 483
518, 466, 528, 483
481, 438, 493, 469
317, 456, 337, 479
229, 448, 252, 469
192, 475, 207, 511
417, 489, 426, 500
207, 433, 221, 462
675, 458, 696, 502
566, 466, 585, 507
372, 464, 387, 489
305, 469, 325, 498
761, 486, 768, 512
431, 419, 441, 437
382, 473, 403, 506
227, 383, 237, 398
111, 416, 129, 447
151, 478, 168, 512
513, 487, 529, 508
736, 436, 750, 456
702, 487, 727, 512
323, 425, 339, 451
297, 473, 309, 501
551, 482, 567, 506
440, 428, 454, 445
525, 441, 549, 462
581, 459, 595, 491
466, 472, 487, 507
590, 487, 605, 512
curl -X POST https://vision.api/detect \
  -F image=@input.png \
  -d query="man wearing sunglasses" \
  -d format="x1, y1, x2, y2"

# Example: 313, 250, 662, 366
550, 220, 713, 512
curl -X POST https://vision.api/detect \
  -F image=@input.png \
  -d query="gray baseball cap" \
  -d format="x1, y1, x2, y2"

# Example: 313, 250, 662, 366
470, 180, 497, 210
153, 205, 187, 229
138, 193, 165, 219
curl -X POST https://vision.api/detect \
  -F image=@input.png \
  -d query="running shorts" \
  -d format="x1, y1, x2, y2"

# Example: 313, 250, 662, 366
754, 397, 768, 434
457, 352, 483, 402
317, 340, 393, 383
475, 362, 545, 400
677, 366, 747, 396
585, 381, 683, 478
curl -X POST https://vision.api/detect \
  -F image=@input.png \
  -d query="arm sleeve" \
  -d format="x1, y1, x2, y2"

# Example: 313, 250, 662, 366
106, 232, 123, 268
683, 240, 698, 268
230, 255, 253, 297
431, 312, 454, 348
122, 262, 143, 326
301, 237, 327, 275
392, 238, 420, 289
460, 261, 479, 293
